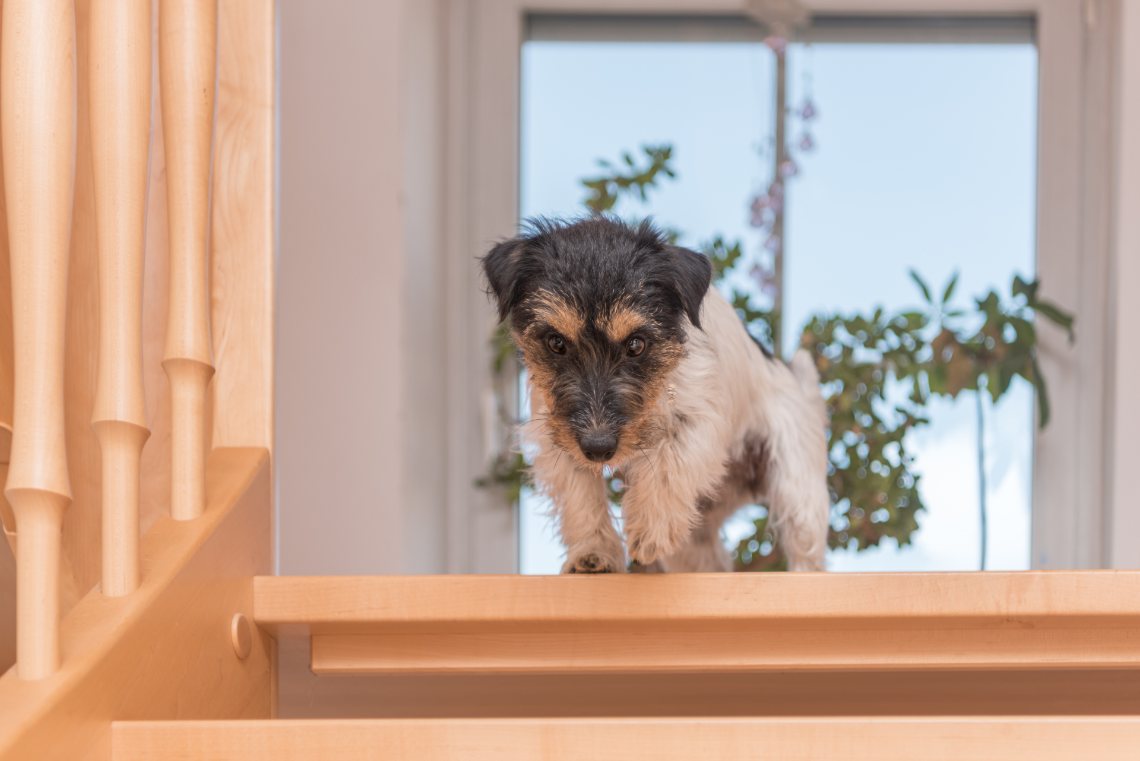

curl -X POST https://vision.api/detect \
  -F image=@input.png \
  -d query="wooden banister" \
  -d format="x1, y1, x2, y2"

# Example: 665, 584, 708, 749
159, 0, 217, 522
89, 0, 152, 597
1, 0, 77, 681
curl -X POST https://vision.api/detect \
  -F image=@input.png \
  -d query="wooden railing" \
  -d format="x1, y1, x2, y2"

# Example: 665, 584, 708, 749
0, 0, 274, 706
3, 0, 79, 681
159, 0, 216, 523
89, 0, 152, 598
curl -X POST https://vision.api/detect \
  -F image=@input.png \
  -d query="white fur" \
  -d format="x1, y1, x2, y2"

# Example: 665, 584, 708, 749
525, 287, 830, 573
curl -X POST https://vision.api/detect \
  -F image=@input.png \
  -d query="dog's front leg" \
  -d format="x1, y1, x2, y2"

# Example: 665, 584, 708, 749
622, 420, 727, 567
533, 444, 625, 574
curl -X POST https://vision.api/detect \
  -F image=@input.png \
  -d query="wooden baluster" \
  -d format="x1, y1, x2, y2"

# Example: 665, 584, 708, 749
90, 0, 151, 596
1, 0, 77, 679
159, 0, 217, 521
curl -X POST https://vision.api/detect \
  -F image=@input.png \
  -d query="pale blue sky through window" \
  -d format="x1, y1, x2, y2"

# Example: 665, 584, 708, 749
519, 38, 1038, 574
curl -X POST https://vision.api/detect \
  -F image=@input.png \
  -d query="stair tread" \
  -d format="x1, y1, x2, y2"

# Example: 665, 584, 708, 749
253, 572, 1140, 674
254, 571, 1140, 626
111, 717, 1140, 761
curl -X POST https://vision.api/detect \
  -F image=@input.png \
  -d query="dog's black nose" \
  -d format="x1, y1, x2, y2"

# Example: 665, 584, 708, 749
579, 431, 618, 462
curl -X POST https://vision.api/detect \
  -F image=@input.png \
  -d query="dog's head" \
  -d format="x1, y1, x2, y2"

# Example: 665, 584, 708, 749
483, 217, 712, 466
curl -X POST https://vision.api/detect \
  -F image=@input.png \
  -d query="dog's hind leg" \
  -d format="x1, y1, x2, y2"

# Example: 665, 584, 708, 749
659, 497, 736, 573
763, 403, 830, 572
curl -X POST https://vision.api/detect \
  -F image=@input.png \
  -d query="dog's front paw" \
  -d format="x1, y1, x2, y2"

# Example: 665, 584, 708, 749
626, 513, 695, 566
562, 551, 622, 574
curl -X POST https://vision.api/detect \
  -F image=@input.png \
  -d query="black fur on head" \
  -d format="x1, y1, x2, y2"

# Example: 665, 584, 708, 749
482, 216, 711, 330
481, 216, 712, 465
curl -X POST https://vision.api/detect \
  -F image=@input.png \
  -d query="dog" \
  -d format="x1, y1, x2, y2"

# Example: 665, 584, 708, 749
483, 217, 830, 573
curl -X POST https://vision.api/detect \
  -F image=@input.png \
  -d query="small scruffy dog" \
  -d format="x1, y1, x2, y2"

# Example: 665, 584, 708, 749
484, 217, 830, 573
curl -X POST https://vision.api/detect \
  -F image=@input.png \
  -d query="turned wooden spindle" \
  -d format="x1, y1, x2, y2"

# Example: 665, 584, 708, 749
159, 0, 217, 521
1, 232, 12, 559
1, 0, 77, 680
90, 0, 152, 596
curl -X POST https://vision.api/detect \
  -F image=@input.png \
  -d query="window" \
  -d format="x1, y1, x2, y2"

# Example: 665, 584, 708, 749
453, 1, 1101, 574
517, 15, 1040, 573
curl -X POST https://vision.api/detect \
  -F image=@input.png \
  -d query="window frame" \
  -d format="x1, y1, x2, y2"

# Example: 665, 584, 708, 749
445, 0, 1113, 572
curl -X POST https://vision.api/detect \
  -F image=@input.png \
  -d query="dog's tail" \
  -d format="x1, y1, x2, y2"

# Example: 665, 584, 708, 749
789, 349, 827, 422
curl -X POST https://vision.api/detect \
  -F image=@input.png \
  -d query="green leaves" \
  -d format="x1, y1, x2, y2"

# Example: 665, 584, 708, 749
1033, 302, 1075, 342
736, 271, 1077, 570
909, 269, 933, 303
704, 235, 744, 279
941, 272, 959, 305
581, 144, 674, 214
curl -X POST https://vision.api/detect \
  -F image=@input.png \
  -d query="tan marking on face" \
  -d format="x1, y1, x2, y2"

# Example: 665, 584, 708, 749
618, 338, 685, 457
527, 290, 584, 342
600, 304, 650, 344
517, 298, 684, 468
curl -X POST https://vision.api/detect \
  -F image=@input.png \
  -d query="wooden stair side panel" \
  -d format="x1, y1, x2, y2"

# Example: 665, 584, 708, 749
112, 717, 1140, 761
0, 449, 273, 761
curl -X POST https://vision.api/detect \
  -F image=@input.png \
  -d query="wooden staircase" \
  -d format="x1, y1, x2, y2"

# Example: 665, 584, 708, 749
116, 570, 1140, 759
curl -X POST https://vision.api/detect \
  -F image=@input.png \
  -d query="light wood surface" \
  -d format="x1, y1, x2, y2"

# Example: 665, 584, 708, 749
311, 625, 1140, 674
0, 0, 13, 557
209, 0, 275, 453
1, 0, 78, 680
159, 0, 217, 521
257, 573, 1140, 675
0, 530, 13, 674
41, 0, 273, 610
111, 717, 1140, 761
0, 0, 273, 670
0, 448, 273, 761
89, 0, 152, 597
254, 572, 1140, 627
0, 73, 11, 548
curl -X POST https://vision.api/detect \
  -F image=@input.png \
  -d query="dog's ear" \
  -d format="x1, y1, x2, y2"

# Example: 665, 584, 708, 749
481, 236, 531, 322
665, 245, 712, 329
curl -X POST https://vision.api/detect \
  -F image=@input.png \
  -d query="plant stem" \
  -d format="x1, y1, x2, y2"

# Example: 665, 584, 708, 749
975, 390, 988, 571
772, 46, 787, 358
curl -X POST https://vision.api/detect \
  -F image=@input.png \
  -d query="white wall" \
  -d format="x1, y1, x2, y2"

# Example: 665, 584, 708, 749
1109, 0, 1140, 568
275, 0, 1139, 575
277, 0, 448, 575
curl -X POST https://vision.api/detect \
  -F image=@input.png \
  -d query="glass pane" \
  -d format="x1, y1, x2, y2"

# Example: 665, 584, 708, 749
518, 34, 1037, 574
785, 43, 1037, 570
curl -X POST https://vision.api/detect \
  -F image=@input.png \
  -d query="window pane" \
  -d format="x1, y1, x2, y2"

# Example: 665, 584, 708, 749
518, 33, 1038, 574
785, 42, 1037, 570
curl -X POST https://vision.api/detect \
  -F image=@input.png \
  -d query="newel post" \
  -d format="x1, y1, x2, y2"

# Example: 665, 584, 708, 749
89, 0, 152, 596
159, 0, 217, 521
1, 0, 77, 680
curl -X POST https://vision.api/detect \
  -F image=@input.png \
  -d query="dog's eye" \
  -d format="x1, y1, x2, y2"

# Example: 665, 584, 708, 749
546, 333, 567, 355
626, 336, 646, 357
